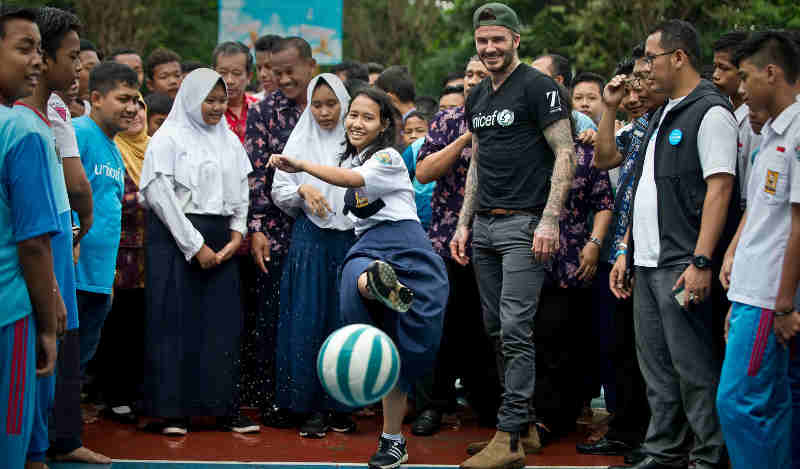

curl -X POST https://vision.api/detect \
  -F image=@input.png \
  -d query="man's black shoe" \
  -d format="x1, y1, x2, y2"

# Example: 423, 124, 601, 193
576, 437, 634, 456
368, 436, 408, 469
411, 409, 442, 436
260, 405, 297, 429
609, 455, 683, 469
624, 446, 647, 465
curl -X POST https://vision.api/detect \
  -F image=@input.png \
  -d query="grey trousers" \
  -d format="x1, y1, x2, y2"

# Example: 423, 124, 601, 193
473, 213, 545, 433
634, 265, 724, 467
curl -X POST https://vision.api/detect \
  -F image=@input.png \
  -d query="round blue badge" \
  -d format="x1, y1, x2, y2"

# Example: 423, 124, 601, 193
668, 129, 683, 145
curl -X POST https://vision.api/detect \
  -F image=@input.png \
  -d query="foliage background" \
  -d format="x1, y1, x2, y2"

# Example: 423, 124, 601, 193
9, 0, 800, 96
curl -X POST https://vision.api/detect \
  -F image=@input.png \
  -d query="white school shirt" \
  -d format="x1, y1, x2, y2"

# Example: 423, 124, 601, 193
735, 103, 753, 205
728, 100, 800, 310
633, 99, 738, 267
47, 94, 80, 159
349, 147, 419, 237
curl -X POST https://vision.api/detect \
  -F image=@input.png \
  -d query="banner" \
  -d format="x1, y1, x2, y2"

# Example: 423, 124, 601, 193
218, 0, 343, 65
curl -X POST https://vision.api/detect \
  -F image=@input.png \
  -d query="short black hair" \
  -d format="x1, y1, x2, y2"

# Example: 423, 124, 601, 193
631, 42, 645, 60
414, 95, 438, 117
273, 36, 313, 60
35, 7, 81, 61
80, 38, 102, 60
734, 30, 800, 85
367, 62, 384, 75
144, 92, 173, 118
109, 48, 140, 61
440, 85, 464, 98
181, 60, 206, 75
573, 71, 605, 93
344, 78, 369, 97
146, 47, 181, 80
403, 109, 430, 126
331, 60, 369, 82
537, 53, 572, 88
254, 34, 281, 53
0, 6, 37, 38
442, 70, 464, 88
650, 19, 701, 70
713, 31, 749, 55
212, 41, 253, 73
613, 58, 634, 77
89, 61, 139, 95
375, 65, 416, 103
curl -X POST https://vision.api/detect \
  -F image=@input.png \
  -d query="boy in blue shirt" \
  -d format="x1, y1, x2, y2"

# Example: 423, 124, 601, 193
73, 62, 139, 391
0, 7, 62, 468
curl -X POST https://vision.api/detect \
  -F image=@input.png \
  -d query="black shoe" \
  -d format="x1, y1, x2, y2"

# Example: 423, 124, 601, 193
220, 414, 261, 434
608, 455, 679, 469
411, 408, 442, 436
369, 436, 408, 469
299, 412, 328, 438
624, 446, 647, 465
261, 405, 297, 429
162, 418, 189, 436
365, 260, 414, 313
576, 437, 634, 456
328, 412, 356, 433
101, 405, 138, 425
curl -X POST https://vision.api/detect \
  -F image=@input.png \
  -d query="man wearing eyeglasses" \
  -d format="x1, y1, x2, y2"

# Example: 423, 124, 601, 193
609, 20, 738, 469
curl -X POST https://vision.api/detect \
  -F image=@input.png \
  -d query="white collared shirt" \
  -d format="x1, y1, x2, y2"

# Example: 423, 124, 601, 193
729, 100, 800, 310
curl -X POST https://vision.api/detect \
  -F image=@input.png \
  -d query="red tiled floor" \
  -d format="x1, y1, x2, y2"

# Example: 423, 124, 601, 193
82, 413, 625, 466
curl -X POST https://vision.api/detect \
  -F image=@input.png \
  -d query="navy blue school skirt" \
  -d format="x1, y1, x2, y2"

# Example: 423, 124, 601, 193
340, 220, 449, 393
275, 214, 356, 413
142, 214, 242, 418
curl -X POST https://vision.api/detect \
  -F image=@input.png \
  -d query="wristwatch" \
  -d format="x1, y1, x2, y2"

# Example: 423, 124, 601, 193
692, 255, 712, 270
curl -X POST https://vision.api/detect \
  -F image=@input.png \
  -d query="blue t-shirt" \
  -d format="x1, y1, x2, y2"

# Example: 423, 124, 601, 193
15, 104, 80, 330
401, 137, 435, 230
0, 105, 61, 328
73, 116, 125, 294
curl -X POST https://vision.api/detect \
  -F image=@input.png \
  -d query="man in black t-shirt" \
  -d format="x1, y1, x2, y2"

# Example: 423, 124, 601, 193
452, 4, 576, 469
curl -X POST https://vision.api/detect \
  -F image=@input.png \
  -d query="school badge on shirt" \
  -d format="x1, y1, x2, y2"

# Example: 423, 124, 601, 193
765, 170, 779, 195
376, 152, 392, 165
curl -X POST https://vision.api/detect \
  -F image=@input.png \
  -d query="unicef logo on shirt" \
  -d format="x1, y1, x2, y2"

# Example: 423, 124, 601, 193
497, 109, 515, 127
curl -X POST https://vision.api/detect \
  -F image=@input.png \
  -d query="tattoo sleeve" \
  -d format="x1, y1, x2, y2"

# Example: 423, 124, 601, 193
456, 134, 480, 229
541, 118, 577, 226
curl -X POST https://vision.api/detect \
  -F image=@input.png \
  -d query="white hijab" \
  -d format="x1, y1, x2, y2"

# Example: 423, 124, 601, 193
140, 68, 251, 212
272, 73, 353, 230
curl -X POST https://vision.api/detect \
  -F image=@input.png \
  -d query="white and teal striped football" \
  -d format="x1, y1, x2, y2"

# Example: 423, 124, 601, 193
317, 324, 401, 408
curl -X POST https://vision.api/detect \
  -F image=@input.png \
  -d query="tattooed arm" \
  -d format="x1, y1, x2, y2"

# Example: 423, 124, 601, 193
449, 134, 479, 266
534, 118, 577, 262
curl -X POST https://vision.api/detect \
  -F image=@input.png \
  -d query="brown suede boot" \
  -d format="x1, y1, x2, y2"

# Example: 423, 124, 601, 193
466, 424, 542, 455
459, 430, 526, 469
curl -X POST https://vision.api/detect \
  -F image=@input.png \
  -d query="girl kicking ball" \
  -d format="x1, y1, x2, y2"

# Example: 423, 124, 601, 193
270, 87, 448, 469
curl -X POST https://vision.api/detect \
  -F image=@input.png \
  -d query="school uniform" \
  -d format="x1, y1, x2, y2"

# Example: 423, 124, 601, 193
139, 69, 252, 419
339, 147, 449, 392
271, 74, 356, 414
717, 99, 800, 469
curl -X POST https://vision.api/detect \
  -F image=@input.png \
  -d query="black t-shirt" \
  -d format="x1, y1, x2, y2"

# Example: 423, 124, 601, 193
466, 64, 568, 211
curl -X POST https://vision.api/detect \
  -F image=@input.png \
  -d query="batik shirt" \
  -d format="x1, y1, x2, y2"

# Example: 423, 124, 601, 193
244, 89, 300, 257
606, 114, 650, 263
417, 106, 472, 260
547, 142, 614, 288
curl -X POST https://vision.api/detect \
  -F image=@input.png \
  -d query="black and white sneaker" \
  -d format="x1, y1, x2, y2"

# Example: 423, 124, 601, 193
220, 414, 261, 434
299, 412, 328, 438
365, 261, 414, 313
368, 436, 408, 469
162, 418, 189, 436
328, 412, 356, 433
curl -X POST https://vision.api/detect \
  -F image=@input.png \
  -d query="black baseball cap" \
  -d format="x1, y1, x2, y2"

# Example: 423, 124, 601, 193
473, 3, 521, 34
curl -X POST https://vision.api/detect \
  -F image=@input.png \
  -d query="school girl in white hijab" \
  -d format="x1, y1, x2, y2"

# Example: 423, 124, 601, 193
138, 68, 258, 435
270, 73, 358, 437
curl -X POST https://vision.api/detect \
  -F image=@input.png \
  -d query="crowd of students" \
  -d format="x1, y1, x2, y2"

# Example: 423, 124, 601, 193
1, 3, 799, 469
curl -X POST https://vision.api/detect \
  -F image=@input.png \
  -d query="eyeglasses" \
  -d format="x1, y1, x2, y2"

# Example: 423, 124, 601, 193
642, 49, 677, 66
